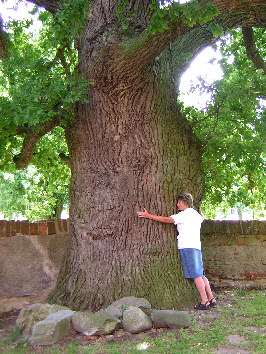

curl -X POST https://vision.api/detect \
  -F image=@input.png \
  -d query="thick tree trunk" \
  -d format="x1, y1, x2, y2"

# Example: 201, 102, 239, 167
47, 42, 204, 310
18, 0, 264, 311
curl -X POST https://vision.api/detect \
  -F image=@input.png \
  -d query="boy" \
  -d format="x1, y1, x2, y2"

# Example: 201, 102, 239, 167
137, 193, 216, 310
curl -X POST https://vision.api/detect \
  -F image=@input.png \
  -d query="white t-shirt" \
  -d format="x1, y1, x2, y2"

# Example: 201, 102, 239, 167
170, 208, 203, 250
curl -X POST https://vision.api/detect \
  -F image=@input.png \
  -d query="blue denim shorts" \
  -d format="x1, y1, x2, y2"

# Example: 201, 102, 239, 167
179, 248, 204, 279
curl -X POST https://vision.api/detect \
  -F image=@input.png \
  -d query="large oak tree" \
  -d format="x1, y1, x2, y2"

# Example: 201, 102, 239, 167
0, 0, 265, 310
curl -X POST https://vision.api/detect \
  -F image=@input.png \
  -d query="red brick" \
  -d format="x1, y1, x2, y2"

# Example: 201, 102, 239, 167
218, 281, 228, 286
39, 222, 48, 235
255, 274, 266, 279
56, 219, 63, 233
16, 221, 21, 234
234, 252, 239, 255
30, 223, 39, 235
21, 221, 29, 235
236, 241, 248, 246
241, 273, 251, 277
62, 219, 68, 233
218, 242, 230, 246
247, 273, 266, 280
11, 220, 16, 236
6, 221, 10, 237
0, 220, 5, 237
0, 243, 10, 253
254, 273, 266, 277
47, 221, 56, 235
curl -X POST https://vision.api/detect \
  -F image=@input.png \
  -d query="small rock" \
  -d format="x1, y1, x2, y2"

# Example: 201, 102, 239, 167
212, 348, 250, 353
29, 310, 75, 345
105, 297, 152, 318
72, 310, 120, 336
122, 306, 152, 334
245, 326, 265, 336
16, 303, 69, 336
151, 310, 191, 329
226, 334, 250, 346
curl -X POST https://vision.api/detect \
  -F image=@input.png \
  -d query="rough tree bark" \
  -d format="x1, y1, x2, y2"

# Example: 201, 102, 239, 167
14, 0, 266, 310
51, 50, 204, 310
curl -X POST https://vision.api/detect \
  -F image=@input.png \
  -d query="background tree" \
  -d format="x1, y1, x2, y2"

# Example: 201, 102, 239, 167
0, 127, 70, 220
180, 27, 265, 219
0, 0, 265, 311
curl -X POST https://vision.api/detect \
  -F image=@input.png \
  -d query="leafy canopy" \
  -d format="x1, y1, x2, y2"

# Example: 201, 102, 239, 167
0, 4, 77, 220
180, 28, 265, 219
0, 0, 265, 220
0, 127, 70, 220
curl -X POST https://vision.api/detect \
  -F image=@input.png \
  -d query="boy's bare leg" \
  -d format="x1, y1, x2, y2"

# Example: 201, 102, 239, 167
194, 277, 209, 304
202, 276, 216, 303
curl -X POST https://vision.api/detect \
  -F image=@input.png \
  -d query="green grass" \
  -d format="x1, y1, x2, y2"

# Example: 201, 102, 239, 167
8, 329, 22, 343
0, 289, 265, 353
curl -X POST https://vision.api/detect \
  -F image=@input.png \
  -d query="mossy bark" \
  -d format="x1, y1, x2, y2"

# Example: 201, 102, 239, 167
47, 38, 204, 310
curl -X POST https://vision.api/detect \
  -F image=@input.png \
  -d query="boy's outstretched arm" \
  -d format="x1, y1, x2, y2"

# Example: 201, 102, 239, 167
137, 208, 174, 224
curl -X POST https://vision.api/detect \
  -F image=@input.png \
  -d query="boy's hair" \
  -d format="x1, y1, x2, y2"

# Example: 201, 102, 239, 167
177, 193, 193, 208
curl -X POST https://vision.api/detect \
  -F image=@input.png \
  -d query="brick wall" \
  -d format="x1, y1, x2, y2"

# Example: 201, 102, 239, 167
0, 219, 265, 292
201, 220, 266, 288
0, 219, 69, 237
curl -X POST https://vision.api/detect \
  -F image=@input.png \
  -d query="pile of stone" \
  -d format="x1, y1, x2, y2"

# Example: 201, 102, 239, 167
15, 296, 191, 346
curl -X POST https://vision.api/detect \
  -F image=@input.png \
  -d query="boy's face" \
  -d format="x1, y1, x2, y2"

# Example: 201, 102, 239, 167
177, 200, 189, 211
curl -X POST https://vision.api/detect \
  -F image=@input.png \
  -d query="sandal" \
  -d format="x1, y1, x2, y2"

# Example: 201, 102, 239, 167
209, 298, 217, 307
194, 301, 210, 310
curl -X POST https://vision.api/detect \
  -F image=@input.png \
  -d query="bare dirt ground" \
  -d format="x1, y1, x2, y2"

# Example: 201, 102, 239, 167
0, 288, 264, 353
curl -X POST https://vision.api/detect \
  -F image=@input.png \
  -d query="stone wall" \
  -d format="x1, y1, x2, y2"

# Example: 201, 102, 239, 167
201, 220, 266, 288
0, 219, 265, 301
0, 219, 69, 302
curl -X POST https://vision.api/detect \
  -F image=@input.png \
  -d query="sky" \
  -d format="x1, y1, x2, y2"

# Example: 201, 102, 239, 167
179, 47, 223, 108
0, 0, 224, 109
0, 0, 35, 21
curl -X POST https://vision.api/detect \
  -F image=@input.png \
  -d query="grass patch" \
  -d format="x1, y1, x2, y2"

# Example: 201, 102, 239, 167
0, 289, 265, 353
9, 328, 22, 343
234, 289, 249, 297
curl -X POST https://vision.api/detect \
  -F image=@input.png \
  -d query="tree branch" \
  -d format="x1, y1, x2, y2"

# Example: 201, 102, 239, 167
0, 16, 9, 59
189, 92, 228, 128
170, 24, 215, 85
242, 26, 266, 74
119, 0, 266, 74
27, 0, 60, 14
1, 125, 29, 139
26, 0, 266, 79
189, 112, 214, 127
56, 47, 71, 76
13, 117, 61, 170
59, 153, 70, 167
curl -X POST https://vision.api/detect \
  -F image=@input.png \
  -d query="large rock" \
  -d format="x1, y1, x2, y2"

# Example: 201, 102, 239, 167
72, 310, 120, 336
16, 303, 69, 337
151, 310, 191, 329
105, 296, 152, 318
122, 306, 152, 334
29, 310, 75, 345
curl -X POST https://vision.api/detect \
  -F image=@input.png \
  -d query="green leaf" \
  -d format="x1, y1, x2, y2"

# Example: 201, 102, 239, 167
116, 4, 125, 14
208, 24, 224, 38
150, 1, 159, 10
